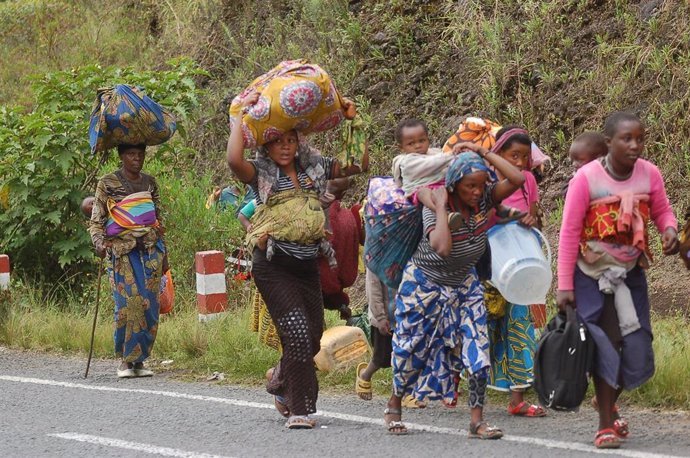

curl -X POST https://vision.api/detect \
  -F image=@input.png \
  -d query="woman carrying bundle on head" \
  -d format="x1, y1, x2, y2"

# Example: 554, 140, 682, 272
557, 112, 678, 449
227, 91, 366, 430
89, 143, 169, 379
383, 143, 525, 439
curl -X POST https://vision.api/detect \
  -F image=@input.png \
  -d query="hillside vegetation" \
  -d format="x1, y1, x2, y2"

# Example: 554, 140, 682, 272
1, 0, 689, 408
1, 0, 688, 309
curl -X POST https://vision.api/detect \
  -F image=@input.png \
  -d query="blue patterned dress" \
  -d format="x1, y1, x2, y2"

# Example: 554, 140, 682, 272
391, 188, 494, 404
392, 264, 490, 404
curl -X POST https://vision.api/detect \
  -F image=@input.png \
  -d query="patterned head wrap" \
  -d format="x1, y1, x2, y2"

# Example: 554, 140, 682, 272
445, 152, 491, 191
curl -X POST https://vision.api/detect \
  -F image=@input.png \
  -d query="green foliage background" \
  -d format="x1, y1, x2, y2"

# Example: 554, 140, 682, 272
0, 59, 207, 281
0, 0, 689, 406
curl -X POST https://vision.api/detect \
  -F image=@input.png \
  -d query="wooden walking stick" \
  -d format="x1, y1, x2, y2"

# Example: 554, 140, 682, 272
84, 257, 104, 378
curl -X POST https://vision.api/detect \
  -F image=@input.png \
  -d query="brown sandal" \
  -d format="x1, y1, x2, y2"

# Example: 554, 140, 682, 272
285, 416, 315, 430
468, 421, 503, 440
384, 408, 408, 435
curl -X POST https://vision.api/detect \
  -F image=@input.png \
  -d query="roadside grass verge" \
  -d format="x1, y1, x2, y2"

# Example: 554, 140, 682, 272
0, 283, 359, 390
1, 284, 689, 409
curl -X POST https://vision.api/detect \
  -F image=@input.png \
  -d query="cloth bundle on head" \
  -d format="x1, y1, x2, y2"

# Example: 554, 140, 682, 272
229, 59, 347, 148
443, 117, 550, 170
89, 85, 176, 154
443, 117, 501, 152
445, 152, 492, 191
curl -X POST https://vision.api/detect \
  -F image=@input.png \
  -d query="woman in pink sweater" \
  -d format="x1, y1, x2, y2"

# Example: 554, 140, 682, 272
557, 112, 679, 449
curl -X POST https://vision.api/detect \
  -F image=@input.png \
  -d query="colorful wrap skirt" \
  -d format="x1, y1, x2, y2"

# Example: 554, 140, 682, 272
392, 263, 490, 404
108, 239, 165, 363
488, 302, 537, 391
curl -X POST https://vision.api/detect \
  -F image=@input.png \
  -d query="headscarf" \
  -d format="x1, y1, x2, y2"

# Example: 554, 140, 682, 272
491, 128, 530, 158
491, 128, 551, 170
445, 152, 491, 191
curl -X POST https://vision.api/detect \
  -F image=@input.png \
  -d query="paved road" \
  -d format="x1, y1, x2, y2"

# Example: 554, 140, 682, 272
1, 348, 689, 458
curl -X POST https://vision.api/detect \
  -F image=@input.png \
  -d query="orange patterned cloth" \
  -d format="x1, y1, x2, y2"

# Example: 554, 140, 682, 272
581, 195, 651, 256
442, 117, 501, 153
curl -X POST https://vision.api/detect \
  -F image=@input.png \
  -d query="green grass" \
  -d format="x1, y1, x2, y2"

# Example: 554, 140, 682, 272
2, 282, 689, 408
0, 282, 366, 389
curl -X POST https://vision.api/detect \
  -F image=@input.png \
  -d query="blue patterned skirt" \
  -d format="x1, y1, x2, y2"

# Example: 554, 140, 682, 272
108, 240, 164, 363
392, 262, 490, 404
488, 303, 537, 391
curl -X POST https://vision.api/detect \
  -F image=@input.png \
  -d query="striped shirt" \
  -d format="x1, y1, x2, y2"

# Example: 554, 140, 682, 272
249, 157, 336, 259
412, 184, 496, 287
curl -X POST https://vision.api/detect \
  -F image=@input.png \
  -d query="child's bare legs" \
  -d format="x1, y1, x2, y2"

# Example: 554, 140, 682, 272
417, 187, 463, 230
593, 374, 624, 447
594, 375, 623, 430
510, 389, 525, 408
416, 187, 436, 211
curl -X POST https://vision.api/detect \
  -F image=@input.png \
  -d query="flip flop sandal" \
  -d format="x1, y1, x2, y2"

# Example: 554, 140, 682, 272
468, 421, 503, 440
592, 398, 629, 438
285, 416, 314, 430
383, 408, 408, 435
274, 395, 290, 418
355, 362, 373, 400
401, 394, 426, 409
507, 401, 547, 417
594, 428, 621, 449
612, 408, 630, 438
613, 418, 630, 439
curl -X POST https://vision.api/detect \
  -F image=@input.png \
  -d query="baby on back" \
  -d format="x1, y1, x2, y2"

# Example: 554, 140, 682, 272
392, 119, 453, 198
562, 131, 608, 196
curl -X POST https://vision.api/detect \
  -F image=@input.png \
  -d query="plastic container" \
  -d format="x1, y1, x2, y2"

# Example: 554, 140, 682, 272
487, 221, 552, 305
314, 326, 370, 373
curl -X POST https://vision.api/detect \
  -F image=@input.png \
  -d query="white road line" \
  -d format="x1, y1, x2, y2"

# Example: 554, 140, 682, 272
49, 433, 232, 458
2, 375, 684, 458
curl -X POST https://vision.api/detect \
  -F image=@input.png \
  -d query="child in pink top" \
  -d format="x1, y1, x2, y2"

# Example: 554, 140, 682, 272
557, 112, 678, 450
485, 126, 545, 417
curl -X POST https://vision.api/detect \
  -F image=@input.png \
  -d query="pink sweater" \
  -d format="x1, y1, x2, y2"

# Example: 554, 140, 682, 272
557, 159, 677, 290
502, 170, 539, 213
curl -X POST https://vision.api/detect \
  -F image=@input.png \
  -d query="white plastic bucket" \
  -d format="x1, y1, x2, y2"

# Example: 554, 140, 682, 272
487, 222, 552, 305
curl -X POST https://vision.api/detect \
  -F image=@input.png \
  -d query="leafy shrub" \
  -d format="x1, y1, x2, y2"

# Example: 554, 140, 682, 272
0, 58, 207, 282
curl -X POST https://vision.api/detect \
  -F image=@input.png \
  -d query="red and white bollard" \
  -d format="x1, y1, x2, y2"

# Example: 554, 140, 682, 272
0, 255, 9, 291
195, 250, 227, 322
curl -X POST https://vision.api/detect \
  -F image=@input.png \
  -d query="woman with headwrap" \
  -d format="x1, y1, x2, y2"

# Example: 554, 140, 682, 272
89, 143, 168, 378
227, 92, 367, 430
383, 143, 524, 439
